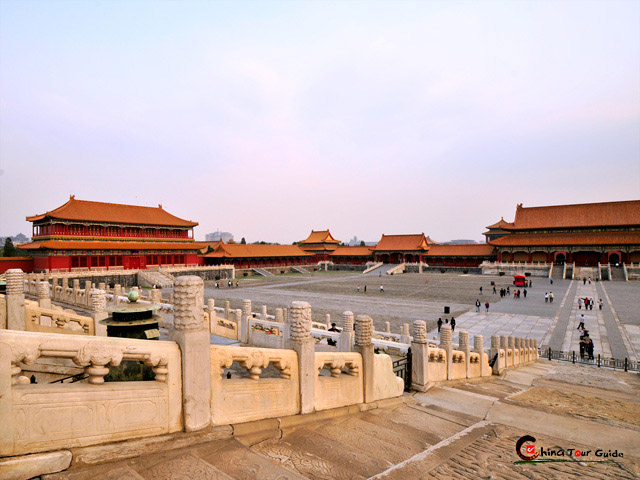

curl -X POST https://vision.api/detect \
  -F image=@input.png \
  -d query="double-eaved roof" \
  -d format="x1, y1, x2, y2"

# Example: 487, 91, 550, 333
505, 200, 640, 230
26, 196, 198, 227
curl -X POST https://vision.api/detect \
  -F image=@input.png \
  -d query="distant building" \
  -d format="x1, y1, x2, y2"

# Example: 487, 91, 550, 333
206, 230, 234, 243
444, 239, 478, 245
298, 230, 341, 262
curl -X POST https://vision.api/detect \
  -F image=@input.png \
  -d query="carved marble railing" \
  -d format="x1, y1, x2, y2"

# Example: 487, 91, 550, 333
248, 318, 285, 349
314, 352, 363, 411
209, 345, 299, 425
25, 304, 95, 336
0, 329, 182, 456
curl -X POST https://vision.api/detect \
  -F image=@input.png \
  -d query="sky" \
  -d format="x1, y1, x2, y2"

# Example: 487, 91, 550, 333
1, 0, 638, 243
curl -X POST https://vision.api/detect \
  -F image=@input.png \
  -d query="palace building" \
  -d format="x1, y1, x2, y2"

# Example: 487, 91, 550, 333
489, 200, 640, 266
372, 233, 430, 264
19, 196, 203, 272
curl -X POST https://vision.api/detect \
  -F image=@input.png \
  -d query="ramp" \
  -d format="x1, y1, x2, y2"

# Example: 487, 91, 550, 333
363, 264, 398, 275
291, 266, 310, 274
252, 268, 275, 277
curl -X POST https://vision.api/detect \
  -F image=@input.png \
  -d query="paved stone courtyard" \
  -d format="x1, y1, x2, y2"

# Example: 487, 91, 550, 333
202, 272, 639, 361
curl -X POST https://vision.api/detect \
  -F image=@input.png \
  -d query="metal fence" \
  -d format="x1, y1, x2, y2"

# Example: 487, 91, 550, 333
541, 348, 639, 372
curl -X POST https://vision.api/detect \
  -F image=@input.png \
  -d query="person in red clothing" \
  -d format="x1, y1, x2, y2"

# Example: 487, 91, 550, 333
485, 301, 490, 312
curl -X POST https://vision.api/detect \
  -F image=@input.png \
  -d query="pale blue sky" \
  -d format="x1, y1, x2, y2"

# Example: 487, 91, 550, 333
1, 1, 638, 243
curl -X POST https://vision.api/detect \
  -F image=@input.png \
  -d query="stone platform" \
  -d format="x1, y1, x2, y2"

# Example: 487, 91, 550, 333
40, 361, 640, 479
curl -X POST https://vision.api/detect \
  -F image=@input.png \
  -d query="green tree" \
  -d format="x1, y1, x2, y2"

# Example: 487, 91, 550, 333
360, 240, 366, 246
2, 238, 16, 257
240, 237, 246, 244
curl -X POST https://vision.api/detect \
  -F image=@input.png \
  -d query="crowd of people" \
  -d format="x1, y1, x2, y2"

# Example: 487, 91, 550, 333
437, 317, 456, 332
214, 280, 239, 289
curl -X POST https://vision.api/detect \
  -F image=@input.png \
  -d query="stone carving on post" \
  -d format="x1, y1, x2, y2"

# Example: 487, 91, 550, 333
340, 311, 354, 352
355, 314, 375, 403
474, 335, 487, 376
170, 276, 211, 431
411, 320, 429, 391
37, 281, 51, 309
289, 301, 314, 414
440, 325, 453, 380
6, 269, 26, 331
91, 289, 108, 336
533, 339, 538, 359
261, 305, 268, 320
240, 299, 251, 343
489, 335, 500, 374
459, 330, 470, 378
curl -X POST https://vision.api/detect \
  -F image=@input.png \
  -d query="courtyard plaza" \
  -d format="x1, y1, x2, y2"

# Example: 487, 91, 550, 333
199, 271, 638, 362
42, 361, 640, 479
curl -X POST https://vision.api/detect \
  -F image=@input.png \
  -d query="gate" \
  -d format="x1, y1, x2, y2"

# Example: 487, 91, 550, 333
392, 348, 412, 391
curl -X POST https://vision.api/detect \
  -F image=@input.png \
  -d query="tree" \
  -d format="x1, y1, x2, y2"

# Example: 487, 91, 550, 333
360, 240, 366, 246
2, 238, 16, 257
240, 237, 246, 244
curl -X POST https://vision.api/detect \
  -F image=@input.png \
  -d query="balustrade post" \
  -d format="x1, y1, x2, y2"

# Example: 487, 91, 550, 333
37, 281, 51, 309
6, 269, 25, 331
207, 299, 216, 333
475, 335, 487, 376
490, 335, 502, 374
440, 325, 453, 380
240, 299, 251, 344
355, 314, 375, 403
508, 336, 516, 365
339, 311, 354, 352
459, 330, 470, 378
411, 320, 429, 391
290, 301, 315, 414
91, 289, 108, 336
169, 275, 211, 432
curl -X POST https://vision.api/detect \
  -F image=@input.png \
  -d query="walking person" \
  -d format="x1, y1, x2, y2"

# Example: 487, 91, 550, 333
599, 299, 603, 310
450, 317, 456, 332
485, 301, 490, 313
380, 285, 384, 293
493, 285, 497, 294
437, 318, 443, 332
479, 286, 483, 295
577, 314, 585, 330
578, 298, 582, 309
364, 285, 367, 293
523, 288, 527, 298
545, 292, 549, 303
586, 338, 594, 360
475, 299, 481, 312
549, 292, 554, 303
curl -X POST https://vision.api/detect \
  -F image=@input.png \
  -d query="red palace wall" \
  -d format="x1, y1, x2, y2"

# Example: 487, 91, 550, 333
0, 257, 34, 274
